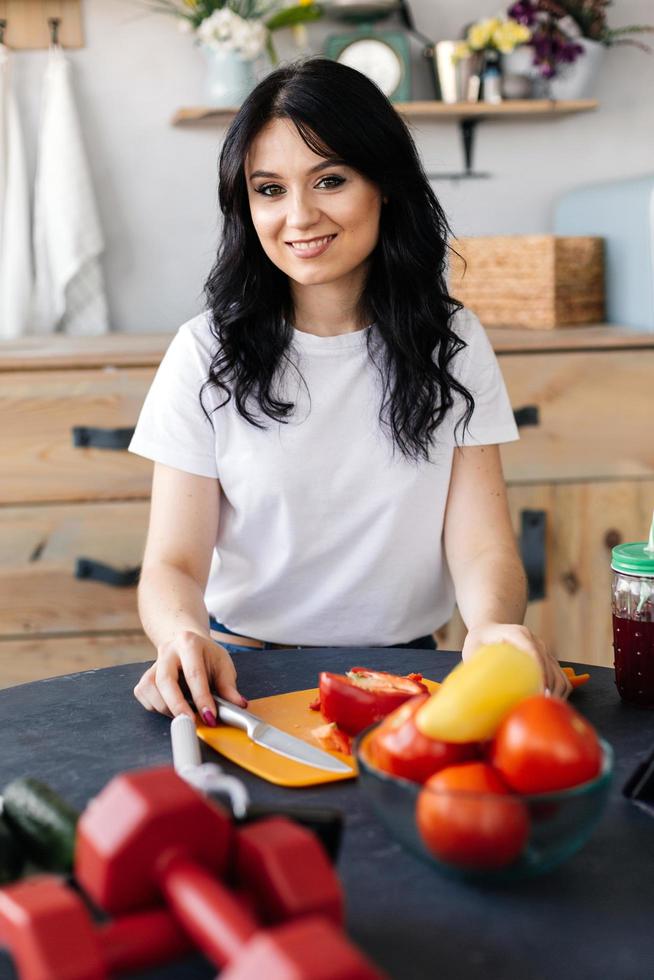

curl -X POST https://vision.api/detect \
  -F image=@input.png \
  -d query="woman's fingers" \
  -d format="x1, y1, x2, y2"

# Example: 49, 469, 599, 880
134, 663, 173, 716
179, 637, 223, 725
132, 633, 248, 719
155, 647, 197, 719
463, 623, 574, 700
207, 645, 248, 708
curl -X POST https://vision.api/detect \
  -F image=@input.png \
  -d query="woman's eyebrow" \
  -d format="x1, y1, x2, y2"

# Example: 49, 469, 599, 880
248, 157, 347, 180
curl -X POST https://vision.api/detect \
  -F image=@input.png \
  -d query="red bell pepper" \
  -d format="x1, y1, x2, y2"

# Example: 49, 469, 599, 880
311, 722, 353, 756
318, 668, 429, 736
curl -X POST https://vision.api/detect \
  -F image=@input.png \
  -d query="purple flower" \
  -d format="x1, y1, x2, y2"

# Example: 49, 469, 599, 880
508, 1, 538, 27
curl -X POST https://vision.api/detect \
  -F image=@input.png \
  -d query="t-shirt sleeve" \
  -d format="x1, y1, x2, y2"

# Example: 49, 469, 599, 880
445, 308, 520, 447
128, 320, 219, 478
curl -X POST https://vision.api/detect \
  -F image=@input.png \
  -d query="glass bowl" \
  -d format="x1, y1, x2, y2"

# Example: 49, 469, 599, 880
355, 726, 614, 883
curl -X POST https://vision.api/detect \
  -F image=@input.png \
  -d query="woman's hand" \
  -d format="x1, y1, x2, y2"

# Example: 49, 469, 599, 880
461, 623, 573, 699
133, 630, 248, 723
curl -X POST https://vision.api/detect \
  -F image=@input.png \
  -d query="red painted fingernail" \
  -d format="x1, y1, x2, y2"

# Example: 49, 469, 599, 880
201, 709, 217, 727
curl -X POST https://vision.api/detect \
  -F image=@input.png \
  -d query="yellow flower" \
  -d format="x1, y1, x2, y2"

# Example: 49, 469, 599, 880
298, 0, 313, 5
467, 17, 502, 51
452, 41, 472, 63
492, 20, 531, 53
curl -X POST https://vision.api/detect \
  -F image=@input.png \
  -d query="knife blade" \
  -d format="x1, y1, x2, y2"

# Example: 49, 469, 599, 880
213, 696, 353, 773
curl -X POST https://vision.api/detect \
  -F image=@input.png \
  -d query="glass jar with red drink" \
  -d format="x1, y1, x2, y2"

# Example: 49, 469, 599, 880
611, 525, 654, 708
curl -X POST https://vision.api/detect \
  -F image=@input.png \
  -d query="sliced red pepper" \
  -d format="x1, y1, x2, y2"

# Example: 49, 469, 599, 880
318, 668, 429, 736
309, 695, 321, 711
311, 722, 352, 756
562, 666, 591, 689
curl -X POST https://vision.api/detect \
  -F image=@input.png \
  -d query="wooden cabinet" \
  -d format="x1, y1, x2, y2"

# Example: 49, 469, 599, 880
2, 325, 652, 687
0, 335, 172, 688
437, 327, 654, 667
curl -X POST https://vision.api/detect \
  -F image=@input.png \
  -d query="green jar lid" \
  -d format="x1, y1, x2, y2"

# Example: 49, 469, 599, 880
611, 541, 654, 577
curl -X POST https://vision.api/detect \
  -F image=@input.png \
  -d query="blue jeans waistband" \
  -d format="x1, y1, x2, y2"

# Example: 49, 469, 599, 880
208, 617, 437, 651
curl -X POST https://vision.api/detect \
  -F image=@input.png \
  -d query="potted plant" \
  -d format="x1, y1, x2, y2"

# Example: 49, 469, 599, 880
144, 1, 324, 106
506, 1, 654, 98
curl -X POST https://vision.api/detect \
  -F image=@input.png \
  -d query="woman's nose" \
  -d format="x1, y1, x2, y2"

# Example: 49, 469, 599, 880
285, 189, 322, 226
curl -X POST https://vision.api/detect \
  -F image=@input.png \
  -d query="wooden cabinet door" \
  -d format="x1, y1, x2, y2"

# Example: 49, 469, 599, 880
0, 501, 150, 636
0, 368, 155, 503
508, 480, 654, 667
437, 479, 654, 669
499, 350, 654, 483
0, 634, 154, 689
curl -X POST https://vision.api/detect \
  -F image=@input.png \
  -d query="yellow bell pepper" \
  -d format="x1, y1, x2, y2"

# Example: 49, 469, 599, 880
414, 642, 543, 743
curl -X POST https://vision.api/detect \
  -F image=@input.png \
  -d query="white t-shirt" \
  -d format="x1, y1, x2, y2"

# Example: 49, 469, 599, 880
128, 308, 519, 645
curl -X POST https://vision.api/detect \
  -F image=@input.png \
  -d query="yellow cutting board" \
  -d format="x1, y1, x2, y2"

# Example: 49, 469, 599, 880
196, 680, 440, 788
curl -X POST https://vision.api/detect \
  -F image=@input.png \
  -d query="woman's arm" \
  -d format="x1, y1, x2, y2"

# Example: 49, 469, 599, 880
133, 462, 248, 720
443, 444, 572, 697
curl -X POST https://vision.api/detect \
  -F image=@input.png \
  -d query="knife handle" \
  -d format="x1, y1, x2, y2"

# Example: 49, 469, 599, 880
234, 805, 343, 863
214, 696, 260, 736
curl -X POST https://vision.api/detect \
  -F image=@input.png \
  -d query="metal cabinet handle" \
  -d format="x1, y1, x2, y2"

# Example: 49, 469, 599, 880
513, 405, 540, 428
75, 558, 140, 588
519, 509, 546, 601
71, 427, 135, 450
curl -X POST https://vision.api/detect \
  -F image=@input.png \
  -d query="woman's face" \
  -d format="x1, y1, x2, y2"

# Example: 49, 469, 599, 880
245, 118, 383, 290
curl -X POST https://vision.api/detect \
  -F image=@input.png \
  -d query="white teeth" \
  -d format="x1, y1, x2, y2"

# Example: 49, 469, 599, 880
290, 235, 334, 250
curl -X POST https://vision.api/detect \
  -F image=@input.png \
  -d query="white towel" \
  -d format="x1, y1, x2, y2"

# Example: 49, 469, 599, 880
0, 43, 33, 339
32, 45, 109, 334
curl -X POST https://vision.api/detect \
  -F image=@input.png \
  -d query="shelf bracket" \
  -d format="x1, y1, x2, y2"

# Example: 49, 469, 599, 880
427, 117, 490, 181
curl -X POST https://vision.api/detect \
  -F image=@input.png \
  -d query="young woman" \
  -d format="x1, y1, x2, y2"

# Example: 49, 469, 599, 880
129, 58, 571, 725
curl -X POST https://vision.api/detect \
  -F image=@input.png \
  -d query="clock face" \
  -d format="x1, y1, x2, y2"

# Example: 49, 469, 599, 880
337, 38, 403, 96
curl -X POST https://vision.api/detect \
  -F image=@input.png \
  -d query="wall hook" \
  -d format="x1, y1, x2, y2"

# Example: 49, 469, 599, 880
48, 17, 61, 47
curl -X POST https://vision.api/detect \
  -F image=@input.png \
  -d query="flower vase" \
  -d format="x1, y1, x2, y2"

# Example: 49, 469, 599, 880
202, 45, 260, 108
501, 45, 537, 99
548, 38, 605, 100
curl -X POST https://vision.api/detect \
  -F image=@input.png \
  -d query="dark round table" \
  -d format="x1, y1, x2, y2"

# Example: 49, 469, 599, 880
0, 649, 652, 980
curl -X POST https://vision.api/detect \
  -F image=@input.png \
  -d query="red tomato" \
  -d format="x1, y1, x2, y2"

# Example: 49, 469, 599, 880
490, 695, 603, 794
416, 762, 530, 870
370, 695, 479, 783
318, 669, 428, 736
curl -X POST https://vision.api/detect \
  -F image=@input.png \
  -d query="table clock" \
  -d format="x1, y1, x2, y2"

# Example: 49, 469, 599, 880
323, 0, 436, 102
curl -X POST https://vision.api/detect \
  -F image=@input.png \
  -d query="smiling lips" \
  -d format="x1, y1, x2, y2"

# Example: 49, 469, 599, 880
286, 234, 337, 258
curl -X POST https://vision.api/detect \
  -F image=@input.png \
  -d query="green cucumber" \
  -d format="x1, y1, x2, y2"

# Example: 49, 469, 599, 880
2, 777, 79, 873
0, 814, 25, 884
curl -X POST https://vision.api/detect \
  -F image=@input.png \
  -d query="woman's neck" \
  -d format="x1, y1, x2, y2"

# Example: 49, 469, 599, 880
290, 268, 370, 337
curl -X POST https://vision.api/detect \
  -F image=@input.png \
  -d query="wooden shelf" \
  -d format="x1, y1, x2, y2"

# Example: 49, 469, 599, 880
1, 0, 84, 50
172, 99, 598, 126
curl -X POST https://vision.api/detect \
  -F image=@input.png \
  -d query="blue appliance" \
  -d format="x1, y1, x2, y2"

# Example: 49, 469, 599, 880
554, 174, 654, 331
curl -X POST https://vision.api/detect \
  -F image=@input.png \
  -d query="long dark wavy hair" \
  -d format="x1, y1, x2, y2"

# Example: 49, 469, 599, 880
202, 57, 474, 462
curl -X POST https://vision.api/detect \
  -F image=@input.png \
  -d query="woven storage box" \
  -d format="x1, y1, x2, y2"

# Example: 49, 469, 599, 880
448, 235, 605, 329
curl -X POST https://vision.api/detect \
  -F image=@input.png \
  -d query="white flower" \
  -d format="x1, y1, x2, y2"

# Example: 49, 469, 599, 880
196, 9, 267, 60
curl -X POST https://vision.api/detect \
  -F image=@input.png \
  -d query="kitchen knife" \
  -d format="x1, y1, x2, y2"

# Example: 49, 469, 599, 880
171, 714, 344, 859
213, 696, 353, 773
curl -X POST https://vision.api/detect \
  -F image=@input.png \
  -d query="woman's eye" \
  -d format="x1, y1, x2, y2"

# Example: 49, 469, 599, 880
256, 175, 345, 197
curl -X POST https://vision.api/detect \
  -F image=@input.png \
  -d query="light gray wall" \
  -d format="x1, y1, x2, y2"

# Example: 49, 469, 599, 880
12, 0, 654, 332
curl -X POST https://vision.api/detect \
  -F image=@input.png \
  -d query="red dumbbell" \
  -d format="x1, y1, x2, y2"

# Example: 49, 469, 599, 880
219, 915, 388, 980
0, 874, 193, 979
231, 815, 343, 926
75, 767, 342, 925
74, 767, 385, 979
